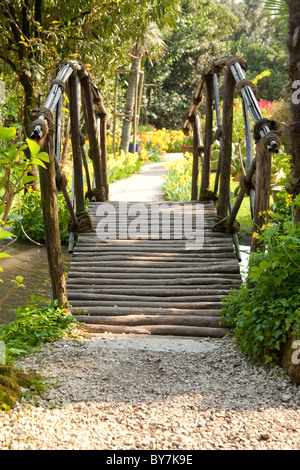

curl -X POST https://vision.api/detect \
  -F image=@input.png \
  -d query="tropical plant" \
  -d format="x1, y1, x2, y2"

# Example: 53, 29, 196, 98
263, 0, 288, 29
0, 126, 49, 226
221, 193, 300, 365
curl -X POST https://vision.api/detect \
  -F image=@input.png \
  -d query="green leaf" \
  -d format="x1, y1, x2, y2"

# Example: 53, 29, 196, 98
22, 175, 38, 185
36, 152, 49, 163
26, 138, 41, 158
0, 126, 16, 144
7, 214, 23, 222
0, 231, 16, 240
31, 158, 47, 169
0, 253, 11, 259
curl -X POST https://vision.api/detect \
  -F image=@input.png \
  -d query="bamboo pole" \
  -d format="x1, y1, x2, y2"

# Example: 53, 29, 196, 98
199, 75, 214, 201
68, 74, 85, 214
213, 73, 222, 196
80, 77, 103, 193
191, 114, 203, 200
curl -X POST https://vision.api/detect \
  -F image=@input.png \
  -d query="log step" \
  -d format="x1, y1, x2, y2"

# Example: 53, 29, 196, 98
77, 323, 228, 338
74, 314, 226, 328
69, 306, 223, 316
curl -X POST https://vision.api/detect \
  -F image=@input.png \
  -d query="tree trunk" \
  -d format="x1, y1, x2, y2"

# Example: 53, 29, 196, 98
286, 0, 300, 223
199, 75, 213, 201
120, 45, 143, 153
38, 134, 68, 309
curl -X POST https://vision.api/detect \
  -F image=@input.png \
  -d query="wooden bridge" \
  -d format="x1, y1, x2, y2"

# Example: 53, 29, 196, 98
67, 200, 241, 336
28, 55, 281, 338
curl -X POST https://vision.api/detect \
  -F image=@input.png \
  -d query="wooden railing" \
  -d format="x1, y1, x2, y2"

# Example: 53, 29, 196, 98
182, 55, 281, 259
28, 60, 110, 308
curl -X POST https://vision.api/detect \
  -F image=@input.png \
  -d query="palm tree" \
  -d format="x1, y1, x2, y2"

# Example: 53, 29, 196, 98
120, 23, 166, 154
119, 0, 181, 154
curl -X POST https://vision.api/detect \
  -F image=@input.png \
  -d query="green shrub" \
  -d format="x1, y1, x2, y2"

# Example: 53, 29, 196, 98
12, 189, 71, 244
221, 194, 300, 365
0, 296, 76, 362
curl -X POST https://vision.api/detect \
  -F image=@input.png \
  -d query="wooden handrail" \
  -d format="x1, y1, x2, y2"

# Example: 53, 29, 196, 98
183, 54, 281, 255
28, 59, 111, 306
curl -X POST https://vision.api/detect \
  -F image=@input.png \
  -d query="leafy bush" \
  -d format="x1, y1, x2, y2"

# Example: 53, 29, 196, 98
221, 194, 300, 365
11, 189, 71, 244
0, 296, 76, 362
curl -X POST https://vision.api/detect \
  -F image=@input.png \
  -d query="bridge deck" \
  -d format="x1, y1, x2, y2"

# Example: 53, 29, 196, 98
67, 201, 241, 337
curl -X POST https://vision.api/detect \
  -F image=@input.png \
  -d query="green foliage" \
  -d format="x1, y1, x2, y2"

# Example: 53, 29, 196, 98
0, 296, 76, 363
263, 0, 288, 30
11, 189, 71, 245
0, 127, 49, 226
221, 194, 300, 366
0, 364, 43, 412
144, 0, 237, 128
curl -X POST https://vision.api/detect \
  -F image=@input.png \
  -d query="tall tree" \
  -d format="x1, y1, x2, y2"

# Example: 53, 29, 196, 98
0, 0, 178, 134
144, 0, 238, 129
119, 2, 180, 153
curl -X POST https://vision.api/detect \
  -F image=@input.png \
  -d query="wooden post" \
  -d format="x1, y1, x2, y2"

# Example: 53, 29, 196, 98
228, 157, 256, 230
132, 68, 139, 155
113, 72, 118, 158
217, 67, 236, 220
191, 114, 203, 200
68, 74, 86, 214
192, 120, 199, 200
80, 76, 103, 194
38, 132, 68, 309
98, 115, 109, 200
250, 143, 272, 253
199, 75, 213, 201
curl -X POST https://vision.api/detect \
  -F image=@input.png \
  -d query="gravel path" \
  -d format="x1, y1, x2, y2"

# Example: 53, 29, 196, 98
1, 156, 299, 451
1, 334, 300, 450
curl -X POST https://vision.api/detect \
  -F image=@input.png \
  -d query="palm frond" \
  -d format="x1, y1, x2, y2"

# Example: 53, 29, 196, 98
263, 0, 288, 28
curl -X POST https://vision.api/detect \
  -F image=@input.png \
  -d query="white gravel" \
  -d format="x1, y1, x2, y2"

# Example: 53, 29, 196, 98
1, 333, 300, 450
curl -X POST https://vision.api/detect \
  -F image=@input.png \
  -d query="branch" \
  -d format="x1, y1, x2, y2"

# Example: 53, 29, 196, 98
0, 52, 18, 73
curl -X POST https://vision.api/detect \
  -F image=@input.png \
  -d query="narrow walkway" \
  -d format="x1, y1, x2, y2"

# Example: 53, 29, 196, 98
67, 155, 241, 337
109, 153, 183, 202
